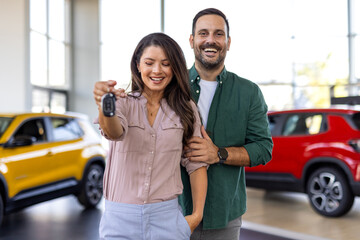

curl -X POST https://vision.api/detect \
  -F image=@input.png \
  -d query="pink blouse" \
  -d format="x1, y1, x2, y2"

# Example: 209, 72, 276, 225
97, 94, 207, 204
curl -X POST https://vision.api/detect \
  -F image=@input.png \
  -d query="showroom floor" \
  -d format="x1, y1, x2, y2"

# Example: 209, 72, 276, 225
0, 188, 358, 240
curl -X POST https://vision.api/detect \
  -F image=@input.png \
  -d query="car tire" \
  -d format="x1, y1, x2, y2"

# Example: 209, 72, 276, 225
77, 164, 104, 208
307, 167, 354, 217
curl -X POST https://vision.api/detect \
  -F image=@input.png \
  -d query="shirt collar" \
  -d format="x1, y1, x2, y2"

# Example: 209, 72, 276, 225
189, 64, 228, 85
134, 91, 169, 114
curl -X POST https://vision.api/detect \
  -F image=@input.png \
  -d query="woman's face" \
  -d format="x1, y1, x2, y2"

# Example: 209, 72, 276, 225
137, 45, 173, 95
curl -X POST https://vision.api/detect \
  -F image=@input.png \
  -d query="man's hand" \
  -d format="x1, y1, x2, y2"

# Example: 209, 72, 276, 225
185, 213, 202, 233
185, 126, 219, 164
93, 80, 126, 107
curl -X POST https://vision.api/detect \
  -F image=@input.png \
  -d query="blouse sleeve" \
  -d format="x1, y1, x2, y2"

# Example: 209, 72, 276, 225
181, 100, 208, 175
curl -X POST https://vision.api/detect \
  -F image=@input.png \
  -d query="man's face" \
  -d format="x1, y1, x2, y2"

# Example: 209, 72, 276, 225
190, 14, 231, 70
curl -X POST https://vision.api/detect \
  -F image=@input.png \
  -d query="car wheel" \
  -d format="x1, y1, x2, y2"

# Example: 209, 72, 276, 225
307, 167, 354, 217
77, 164, 104, 208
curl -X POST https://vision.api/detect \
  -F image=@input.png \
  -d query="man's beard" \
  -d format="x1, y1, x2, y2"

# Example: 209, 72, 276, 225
195, 44, 225, 70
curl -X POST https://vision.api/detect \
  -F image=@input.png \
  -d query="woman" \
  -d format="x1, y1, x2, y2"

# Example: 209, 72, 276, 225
93, 33, 207, 240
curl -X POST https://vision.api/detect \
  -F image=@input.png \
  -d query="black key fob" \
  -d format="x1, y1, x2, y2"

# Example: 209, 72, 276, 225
101, 93, 116, 117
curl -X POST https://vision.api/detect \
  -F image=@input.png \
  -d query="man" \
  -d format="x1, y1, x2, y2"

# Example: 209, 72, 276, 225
179, 8, 273, 240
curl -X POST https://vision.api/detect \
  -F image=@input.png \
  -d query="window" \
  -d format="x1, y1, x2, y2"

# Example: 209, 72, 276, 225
354, 0, 360, 80
29, 0, 71, 113
100, 1, 358, 111
164, 0, 352, 110
51, 118, 83, 141
268, 115, 281, 136
282, 114, 324, 136
14, 119, 47, 143
100, 0, 161, 89
351, 112, 360, 130
0, 117, 14, 138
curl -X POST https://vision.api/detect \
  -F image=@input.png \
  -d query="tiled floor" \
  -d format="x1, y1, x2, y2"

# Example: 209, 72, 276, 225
0, 188, 358, 240
243, 188, 360, 240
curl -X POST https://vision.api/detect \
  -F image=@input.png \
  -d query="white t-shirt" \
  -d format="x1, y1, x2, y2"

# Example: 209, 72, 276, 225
198, 79, 218, 128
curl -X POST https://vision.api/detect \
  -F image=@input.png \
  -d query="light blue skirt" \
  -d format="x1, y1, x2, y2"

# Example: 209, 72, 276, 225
99, 198, 191, 240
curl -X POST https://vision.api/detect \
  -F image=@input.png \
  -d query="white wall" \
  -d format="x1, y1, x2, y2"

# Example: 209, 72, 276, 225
0, 0, 30, 112
70, 0, 100, 121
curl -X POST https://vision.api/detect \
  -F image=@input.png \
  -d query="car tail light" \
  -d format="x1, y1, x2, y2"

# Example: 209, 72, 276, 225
348, 139, 360, 152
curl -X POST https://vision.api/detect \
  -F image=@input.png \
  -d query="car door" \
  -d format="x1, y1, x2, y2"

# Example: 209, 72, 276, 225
47, 117, 84, 182
264, 112, 327, 179
2, 117, 56, 198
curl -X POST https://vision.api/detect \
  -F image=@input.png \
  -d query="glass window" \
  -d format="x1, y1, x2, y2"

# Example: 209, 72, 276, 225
30, 32, 47, 86
100, 0, 356, 111
100, 0, 161, 88
49, 0, 65, 41
30, 0, 47, 34
51, 118, 82, 141
356, 38, 360, 80
50, 92, 67, 114
32, 88, 67, 114
32, 89, 50, 113
30, 0, 70, 113
14, 119, 47, 143
49, 39, 65, 86
0, 117, 14, 138
164, 0, 349, 110
268, 114, 281, 136
283, 115, 300, 136
282, 114, 323, 136
351, 112, 360, 130
307, 115, 323, 135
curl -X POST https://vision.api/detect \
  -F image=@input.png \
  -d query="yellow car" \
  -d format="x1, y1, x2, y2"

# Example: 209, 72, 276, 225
0, 112, 106, 225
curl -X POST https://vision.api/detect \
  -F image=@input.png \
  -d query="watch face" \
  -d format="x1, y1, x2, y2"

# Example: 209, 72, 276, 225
218, 148, 228, 160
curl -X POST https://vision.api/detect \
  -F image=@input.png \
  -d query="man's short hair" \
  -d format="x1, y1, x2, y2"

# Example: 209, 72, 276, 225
192, 8, 230, 37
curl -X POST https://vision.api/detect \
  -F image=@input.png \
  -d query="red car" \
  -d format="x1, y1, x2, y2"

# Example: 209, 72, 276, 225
245, 108, 360, 217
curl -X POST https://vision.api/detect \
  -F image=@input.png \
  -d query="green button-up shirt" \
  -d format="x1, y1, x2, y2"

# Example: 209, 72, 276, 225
179, 65, 273, 230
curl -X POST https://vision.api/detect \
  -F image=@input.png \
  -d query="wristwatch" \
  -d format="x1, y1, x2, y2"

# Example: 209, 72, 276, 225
217, 148, 228, 164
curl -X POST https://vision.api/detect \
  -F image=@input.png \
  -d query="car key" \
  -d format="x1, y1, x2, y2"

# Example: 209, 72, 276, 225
101, 93, 116, 117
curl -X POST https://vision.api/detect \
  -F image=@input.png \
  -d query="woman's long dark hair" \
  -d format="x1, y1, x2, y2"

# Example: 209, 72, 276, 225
130, 32, 195, 145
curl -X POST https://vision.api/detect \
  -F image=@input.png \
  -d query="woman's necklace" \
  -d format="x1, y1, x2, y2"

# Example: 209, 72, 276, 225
147, 102, 160, 127
147, 103, 160, 117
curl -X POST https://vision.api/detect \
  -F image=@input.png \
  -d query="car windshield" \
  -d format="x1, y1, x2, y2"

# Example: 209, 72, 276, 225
0, 117, 14, 138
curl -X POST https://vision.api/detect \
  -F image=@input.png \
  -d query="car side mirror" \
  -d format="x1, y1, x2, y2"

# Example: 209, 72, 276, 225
4, 136, 35, 148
